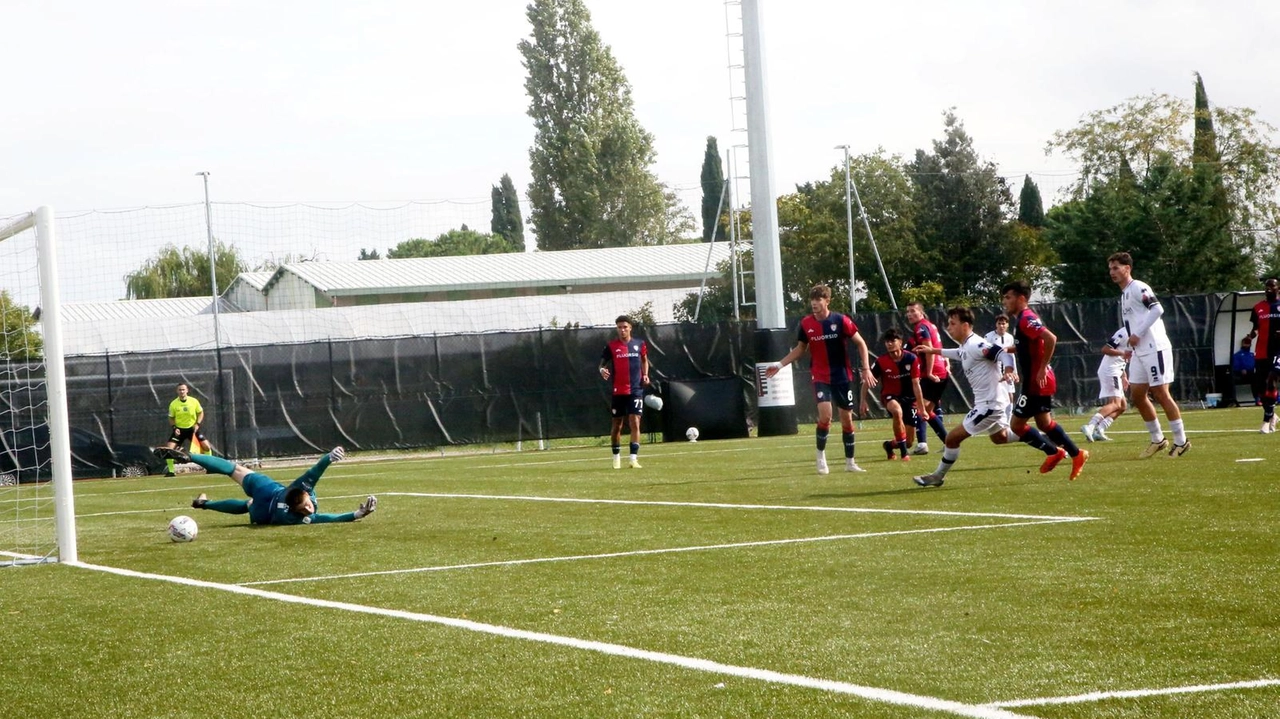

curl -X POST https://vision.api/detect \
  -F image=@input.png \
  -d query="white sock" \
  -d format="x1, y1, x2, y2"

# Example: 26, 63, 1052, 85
1090, 413, 1104, 427
1169, 419, 1186, 445
937, 446, 960, 477
1145, 419, 1164, 442
1099, 416, 1114, 431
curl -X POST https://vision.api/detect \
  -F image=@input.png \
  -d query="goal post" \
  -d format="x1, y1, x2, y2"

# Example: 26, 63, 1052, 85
0, 206, 77, 565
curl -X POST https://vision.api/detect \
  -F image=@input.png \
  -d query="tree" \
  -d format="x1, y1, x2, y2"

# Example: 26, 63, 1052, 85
1017, 175, 1046, 227
519, 0, 687, 249
386, 227, 520, 259
0, 291, 42, 361
700, 136, 727, 242
1047, 82, 1280, 264
909, 110, 1024, 303
358, 248, 381, 260
490, 173, 526, 251
124, 241, 246, 300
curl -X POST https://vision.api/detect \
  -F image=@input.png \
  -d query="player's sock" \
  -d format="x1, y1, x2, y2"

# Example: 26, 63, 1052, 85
1090, 412, 1105, 428
203, 499, 249, 515
166, 458, 175, 473
1045, 422, 1081, 457
935, 446, 959, 478
1144, 419, 1165, 443
816, 421, 830, 452
896, 435, 910, 458
914, 414, 927, 444
842, 431, 855, 459
928, 410, 946, 441
1263, 399, 1276, 422
1099, 416, 1115, 431
1016, 427, 1058, 455
1168, 419, 1186, 446
629, 442, 639, 458
611, 443, 621, 456
185, 453, 236, 476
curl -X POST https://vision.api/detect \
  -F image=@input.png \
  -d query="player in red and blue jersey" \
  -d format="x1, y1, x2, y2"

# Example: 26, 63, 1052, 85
1247, 277, 1280, 433
765, 284, 876, 475
599, 315, 650, 469
905, 302, 949, 454
860, 328, 925, 460
1001, 280, 1088, 480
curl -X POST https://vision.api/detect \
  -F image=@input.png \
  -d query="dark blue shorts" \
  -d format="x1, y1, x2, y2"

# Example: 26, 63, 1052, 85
611, 394, 644, 417
814, 382, 856, 411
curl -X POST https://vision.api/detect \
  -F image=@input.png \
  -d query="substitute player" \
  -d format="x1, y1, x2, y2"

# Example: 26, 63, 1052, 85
1001, 280, 1089, 480
162, 383, 212, 477
1108, 252, 1190, 456
765, 284, 877, 474
909, 306, 1018, 487
1081, 327, 1130, 442
599, 315, 650, 469
155, 446, 377, 526
859, 328, 925, 461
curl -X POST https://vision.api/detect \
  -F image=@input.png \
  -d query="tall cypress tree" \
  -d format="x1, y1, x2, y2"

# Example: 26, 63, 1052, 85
700, 136, 727, 242
490, 173, 526, 251
1017, 175, 1046, 227
519, 0, 676, 249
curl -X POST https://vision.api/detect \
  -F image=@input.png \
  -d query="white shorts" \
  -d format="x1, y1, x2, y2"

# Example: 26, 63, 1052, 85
962, 405, 1009, 437
1128, 348, 1174, 388
1097, 370, 1125, 400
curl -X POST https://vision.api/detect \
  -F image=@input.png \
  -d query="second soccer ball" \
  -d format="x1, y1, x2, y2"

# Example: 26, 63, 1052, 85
685, 427, 700, 442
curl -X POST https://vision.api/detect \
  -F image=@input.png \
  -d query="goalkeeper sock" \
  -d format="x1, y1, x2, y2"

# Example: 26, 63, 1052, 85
203, 499, 249, 515
166, 458, 175, 473
186, 453, 237, 476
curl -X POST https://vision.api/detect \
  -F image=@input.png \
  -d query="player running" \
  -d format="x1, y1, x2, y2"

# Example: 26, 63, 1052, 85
155, 446, 377, 525
909, 307, 1017, 487
1246, 277, 1280, 434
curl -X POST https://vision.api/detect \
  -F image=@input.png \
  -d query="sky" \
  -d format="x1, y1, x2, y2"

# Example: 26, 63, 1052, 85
3, 0, 1280, 274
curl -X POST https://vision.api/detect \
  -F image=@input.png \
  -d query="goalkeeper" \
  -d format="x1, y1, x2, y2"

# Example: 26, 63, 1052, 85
155, 446, 376, 525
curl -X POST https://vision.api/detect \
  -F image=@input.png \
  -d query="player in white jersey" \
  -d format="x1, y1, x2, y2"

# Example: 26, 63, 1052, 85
1108, 252, 1189, 458
983, 314, 1018, 425
1081, 327, 1130, 442
909, 307, 1022, 488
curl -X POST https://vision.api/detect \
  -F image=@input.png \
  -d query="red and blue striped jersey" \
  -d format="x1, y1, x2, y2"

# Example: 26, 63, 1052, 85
910, 318, 949, 379
797, 312, 859, 384
1251, 297, 1280, 359
602, 338, 647, 396
1011, 307, 1057, 396
872, 350, 921, 400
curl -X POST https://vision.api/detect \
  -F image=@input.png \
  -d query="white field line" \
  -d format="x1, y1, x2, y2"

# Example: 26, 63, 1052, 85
985, 678, 1280, 707
70, 560, 1037, 719
242, 517, 1087, 587
385, 492, 1096, 522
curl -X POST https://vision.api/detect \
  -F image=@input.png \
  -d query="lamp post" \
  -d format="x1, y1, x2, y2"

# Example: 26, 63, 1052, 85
835, 145, 857, 313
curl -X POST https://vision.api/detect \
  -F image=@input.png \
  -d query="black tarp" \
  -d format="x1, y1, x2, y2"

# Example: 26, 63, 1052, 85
2, 294, 1222, 459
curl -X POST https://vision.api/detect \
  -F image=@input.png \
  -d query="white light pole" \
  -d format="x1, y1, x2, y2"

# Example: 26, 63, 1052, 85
836, 145, 857, 314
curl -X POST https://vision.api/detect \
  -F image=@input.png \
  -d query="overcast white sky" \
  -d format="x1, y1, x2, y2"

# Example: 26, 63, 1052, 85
4, 0, 1279, 228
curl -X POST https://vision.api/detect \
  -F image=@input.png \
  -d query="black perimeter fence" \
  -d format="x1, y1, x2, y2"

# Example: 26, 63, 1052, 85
5, 294, 1223, 460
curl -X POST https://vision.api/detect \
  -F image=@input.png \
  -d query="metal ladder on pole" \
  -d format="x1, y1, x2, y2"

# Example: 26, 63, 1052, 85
724, 0, 754, 318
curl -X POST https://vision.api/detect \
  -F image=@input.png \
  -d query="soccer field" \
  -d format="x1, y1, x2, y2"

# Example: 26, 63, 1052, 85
2, 407, 1277, 718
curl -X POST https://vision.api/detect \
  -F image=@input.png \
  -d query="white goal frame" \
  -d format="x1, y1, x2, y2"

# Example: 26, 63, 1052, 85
0, 206, 77, 564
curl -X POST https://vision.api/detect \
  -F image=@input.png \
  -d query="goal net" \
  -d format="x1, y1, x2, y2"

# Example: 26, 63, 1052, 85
0, 207, 76, 565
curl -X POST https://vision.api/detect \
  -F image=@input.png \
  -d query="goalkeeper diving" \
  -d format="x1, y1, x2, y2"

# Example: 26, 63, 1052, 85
155, 446, 376, 525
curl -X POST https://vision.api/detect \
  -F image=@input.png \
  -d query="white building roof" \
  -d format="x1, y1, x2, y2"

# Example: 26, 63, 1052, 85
263, 243, 732, 296
60, 288, 706, 356
60, 297, 236, 323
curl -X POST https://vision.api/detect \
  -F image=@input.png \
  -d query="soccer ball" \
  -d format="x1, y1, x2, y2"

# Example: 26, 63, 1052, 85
168, 515, 198, 543
643, 394, 664, 411
685, 427, 700, 442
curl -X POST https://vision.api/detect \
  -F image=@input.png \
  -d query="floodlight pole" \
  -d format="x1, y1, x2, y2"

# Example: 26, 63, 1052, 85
196, 171, 228, 454
836, 145, 857, 314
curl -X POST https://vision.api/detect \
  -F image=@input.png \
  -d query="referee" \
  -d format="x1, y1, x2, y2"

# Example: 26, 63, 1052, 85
163, 383, 212, 476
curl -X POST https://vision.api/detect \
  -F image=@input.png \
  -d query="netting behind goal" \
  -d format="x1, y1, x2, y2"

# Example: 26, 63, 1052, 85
0, 207, 76, 565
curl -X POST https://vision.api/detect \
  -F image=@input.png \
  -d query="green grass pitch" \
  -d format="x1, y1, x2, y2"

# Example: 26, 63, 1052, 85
1, 407, 1277, 718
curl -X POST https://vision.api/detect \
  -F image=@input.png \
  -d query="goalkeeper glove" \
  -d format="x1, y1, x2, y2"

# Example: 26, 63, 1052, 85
354, 495, 377, 519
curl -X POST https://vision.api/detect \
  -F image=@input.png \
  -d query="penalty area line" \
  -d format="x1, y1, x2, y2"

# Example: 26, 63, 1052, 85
71, 560, 1035, 719
985, 677, 1280, 707
241, 517, 1087, 587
